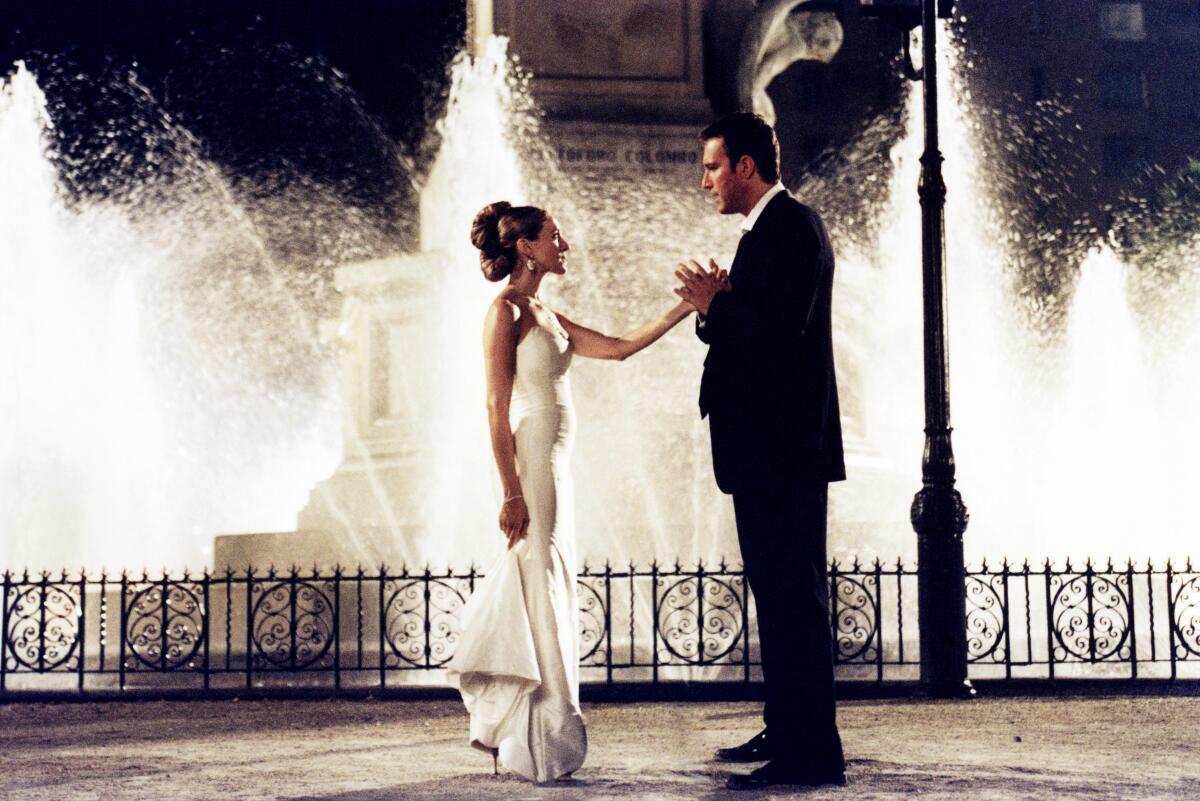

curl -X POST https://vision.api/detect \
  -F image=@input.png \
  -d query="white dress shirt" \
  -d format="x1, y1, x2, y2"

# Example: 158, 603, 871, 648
698, 182, 787, 326
740, 182, 787, 234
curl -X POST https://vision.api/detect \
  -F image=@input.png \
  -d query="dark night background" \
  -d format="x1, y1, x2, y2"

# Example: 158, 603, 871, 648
1, 0, 467, 255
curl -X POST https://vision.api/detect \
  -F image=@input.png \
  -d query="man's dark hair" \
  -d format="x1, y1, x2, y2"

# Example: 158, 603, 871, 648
701, 112, 781, 184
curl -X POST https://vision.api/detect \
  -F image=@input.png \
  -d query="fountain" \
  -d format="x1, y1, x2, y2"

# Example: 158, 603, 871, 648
0, 59, 352, 572
3, 11, 1198, 577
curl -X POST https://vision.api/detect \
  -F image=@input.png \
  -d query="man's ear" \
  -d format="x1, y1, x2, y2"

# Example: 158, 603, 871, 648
736, 154, 758, 180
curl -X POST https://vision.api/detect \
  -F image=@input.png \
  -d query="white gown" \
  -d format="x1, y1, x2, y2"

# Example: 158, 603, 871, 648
446, 321, 587, 783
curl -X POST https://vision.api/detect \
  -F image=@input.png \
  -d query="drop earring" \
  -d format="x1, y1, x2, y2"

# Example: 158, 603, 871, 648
528, 256, 537, 273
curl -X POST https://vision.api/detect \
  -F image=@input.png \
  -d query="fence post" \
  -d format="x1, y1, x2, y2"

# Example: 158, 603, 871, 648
1043, 561, 1055, 682
829, 560, 841, 672
119, 571, 129, 691
333, 565, 342, 691
1145, 561, 1157, 665
245, 568, 255, 690
1166, 560, 1177, 681
604, 562, 613, 686
650, 561, 659, 685
696, 561, 706, 666
874, 559, 884, 683
0, 571, 9, 693
159, 570, 170, 673
99, 571, 108, 675
222, 568, 232, 674
378, 565, 388, 690
77, 570, 87, 692
356, 565, 366, 673
1001, 560, 1012, 681
895, 559, 906, 666
1126, 560, 1137, 680
202, 569, 211, 692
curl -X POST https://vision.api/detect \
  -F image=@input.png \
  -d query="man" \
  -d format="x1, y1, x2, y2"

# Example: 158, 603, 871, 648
675, 112, 846, 790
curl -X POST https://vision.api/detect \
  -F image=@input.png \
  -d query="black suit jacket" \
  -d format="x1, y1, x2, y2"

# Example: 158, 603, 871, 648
697, 190, 846, 494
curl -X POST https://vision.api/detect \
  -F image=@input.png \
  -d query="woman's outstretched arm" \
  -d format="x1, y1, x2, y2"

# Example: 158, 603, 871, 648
556, 300, 693, 361
483, 298, 529, 549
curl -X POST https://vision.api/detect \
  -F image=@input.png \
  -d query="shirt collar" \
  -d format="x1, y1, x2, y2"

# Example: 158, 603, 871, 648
740, 182, 786, 234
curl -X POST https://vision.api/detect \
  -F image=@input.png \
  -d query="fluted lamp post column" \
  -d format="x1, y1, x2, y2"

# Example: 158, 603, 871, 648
860, 0, 971, 698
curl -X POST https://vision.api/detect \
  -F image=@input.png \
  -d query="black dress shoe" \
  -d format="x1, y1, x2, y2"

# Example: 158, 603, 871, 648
726, 759, 847, 790
714, 729, 775, 763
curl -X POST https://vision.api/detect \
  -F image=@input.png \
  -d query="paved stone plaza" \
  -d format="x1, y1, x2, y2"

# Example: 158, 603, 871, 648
2, 693, 1199, 800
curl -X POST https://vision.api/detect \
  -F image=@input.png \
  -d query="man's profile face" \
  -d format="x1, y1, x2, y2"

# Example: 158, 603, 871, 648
701, 137, 745, 216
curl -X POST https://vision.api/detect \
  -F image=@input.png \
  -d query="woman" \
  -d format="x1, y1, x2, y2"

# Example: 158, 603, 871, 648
445, 202, 693, 783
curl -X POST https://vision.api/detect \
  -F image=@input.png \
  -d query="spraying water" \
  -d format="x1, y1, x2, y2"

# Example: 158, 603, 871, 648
4, 22, 1198, 573
0, 60, 346, 571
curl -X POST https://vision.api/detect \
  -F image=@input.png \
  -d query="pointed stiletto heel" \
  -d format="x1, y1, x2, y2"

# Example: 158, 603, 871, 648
491, 747, 500, 776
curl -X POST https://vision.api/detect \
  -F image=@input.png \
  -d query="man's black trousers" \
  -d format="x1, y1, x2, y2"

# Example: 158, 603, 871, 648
732, 480, 844, 770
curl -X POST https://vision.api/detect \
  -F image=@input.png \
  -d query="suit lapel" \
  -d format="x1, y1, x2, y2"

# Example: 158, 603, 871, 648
730, 192, 788, 283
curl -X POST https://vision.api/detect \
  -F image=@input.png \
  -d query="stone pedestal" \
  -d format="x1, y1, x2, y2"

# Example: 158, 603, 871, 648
482, 0, 710, 124
216, 254, 447, 570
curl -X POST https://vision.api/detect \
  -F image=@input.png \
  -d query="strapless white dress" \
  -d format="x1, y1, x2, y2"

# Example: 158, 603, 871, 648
446, 322, 587, 783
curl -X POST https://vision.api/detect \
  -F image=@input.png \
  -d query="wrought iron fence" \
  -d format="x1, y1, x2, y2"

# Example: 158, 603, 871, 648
3, 558, 1199, 696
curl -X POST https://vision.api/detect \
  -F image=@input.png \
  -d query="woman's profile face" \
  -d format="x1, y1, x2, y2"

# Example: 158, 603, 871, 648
526, 215, 570, 275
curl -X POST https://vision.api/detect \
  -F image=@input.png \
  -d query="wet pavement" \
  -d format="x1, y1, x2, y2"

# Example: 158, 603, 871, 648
3, 694, 1199, 800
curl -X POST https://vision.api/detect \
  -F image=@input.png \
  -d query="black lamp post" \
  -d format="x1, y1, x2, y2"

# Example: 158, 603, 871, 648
860, 0, 971, 698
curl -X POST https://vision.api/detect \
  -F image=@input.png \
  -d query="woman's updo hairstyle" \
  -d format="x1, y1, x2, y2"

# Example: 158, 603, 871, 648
470, 201, 548, 282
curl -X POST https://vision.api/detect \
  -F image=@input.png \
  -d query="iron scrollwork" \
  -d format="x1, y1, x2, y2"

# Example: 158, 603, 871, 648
384, 578, 467, 668
965, 575, 1006, 663
831, 574, 878, 663
252, 580, 335, 670
656, 575, 745, 665
577, 578, 607, 665
1171, 575, 1200, 659
1050, 572, 1131, 662
5, 582, 81, 672
124, 582, 204, 671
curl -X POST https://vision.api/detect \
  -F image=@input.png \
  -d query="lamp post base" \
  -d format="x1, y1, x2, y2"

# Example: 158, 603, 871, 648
912, 483, 971, 697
